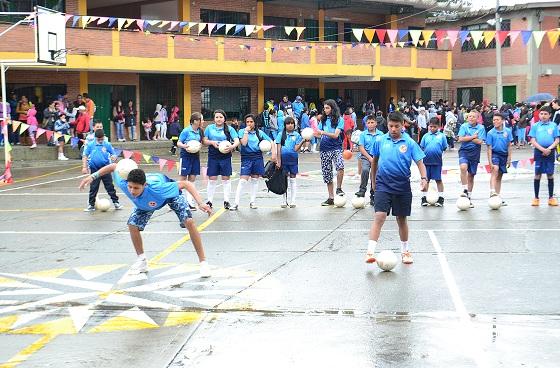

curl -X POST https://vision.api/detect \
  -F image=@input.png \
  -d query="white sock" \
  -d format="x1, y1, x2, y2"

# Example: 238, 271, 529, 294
401, 241, 409, 253
467, 191, 472, 198
438, 192, 444, 197
223, 180, 231, 202
207, 180, 217, 202
200, 260, 207, 266
235, 179, 247, 205
137, 253, 146, 260
289, 177, 297, 204
250, 178, 258, 203
367, 240, 377, 254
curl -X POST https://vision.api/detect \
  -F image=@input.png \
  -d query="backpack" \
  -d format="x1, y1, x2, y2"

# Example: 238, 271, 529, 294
263, 160, 276, 179
265, 167, 288, 195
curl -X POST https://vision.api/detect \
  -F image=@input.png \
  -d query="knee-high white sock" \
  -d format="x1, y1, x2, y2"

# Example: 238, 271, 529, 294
207, 180, 217, 202
250, 178, 259, 203
289, 178, 297, 204
235, 179, 247, 205
223, 180, 231, 202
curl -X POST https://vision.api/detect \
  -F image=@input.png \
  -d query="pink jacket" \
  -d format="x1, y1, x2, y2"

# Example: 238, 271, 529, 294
27, 107, 38, 127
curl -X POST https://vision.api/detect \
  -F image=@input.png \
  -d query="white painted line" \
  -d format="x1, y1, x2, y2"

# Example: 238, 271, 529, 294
428, 230, 489, 368
0, 174, 88, 193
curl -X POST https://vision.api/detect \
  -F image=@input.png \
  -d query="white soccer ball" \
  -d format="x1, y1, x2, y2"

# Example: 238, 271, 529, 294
426, 190, 439, 205
116, 158, 138, 180
376, 250, 398, 271
488, 195, 502, 210
334, 194, 347, 208
259, 140, 272, 153
301, 127, 314, 140
351, 195, 366, 209
186, 140, 201, 153
456, 196, 470, 211
351, 130, 362, 144
218, 141, 232, 154
96, 198, 111, 212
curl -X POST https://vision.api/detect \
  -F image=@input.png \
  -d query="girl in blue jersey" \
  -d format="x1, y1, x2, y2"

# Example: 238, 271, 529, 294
177, 112, 204, 210
313, 99, 345, 206
275, 116, 305, 208
231, 114, 275, 211
202, 110, 240, 209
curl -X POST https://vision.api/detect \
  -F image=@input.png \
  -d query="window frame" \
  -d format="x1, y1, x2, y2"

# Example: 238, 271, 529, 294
201, 86, 251, 121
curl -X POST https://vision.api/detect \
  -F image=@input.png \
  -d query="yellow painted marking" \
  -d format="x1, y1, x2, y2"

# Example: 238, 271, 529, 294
0, 208, 83, 212
13, 165, 81, 184
10, 317, 76, 335
25, 268, 68, 279
0, 277, 14, 284
164, 311, 200, 327
0, 315, 18, 333
149, 207, 226, 264
98, 290, 125, 299
0, 334, 56, 368
88, 316, 157, 333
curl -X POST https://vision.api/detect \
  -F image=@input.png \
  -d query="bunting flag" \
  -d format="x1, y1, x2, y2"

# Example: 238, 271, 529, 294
295, 27, 306, 40
207, 23, 216, 34
521, 30, 532, 45
447, 30, 459, 48
158, 158, 167, 171
470, 30, 484, 48
197, 23, 207, 35
36, 127, 46, 138
547, 30, 560, 48
233, 24, 244, 35
435, 29, 446, 47
158, 20, 170, 28
363, 29, 375, 43
262, 25, 275, 32
12, 120, 21, 132
72, 16, 80, 27
532, 30, 546, 48
225, 24, 235, 34
113, 148, 122, 157
496, 30, 509, 46
409, 30, 421, 46
96, 17, 109, 25
508, 30, 520, 44
387, 29, 399, 44
483, 30, 496, 47
123, 150, 133, 159
397, 29, 408, 41
376, 29, 387, 44
64, 14, 73, 23
166, 160, 176, 172
151, 155, 159, 163
147, 20, 160, 26
132, 151, 142, 163
143, 154, 151, 163
284, 26, 295, 37
244, 25, 255, 36
81, 16, 90, 29
108, 17, 117, 27
45, 130, 53, 141
71, 137, 79, 148
459, 30, 470, 45
117, 18, 126, 31
216, 23, 225, 32
64, 134, 71, 143
88, 16, 99, 25
19, 123, 29, 134
421, 30, 434, 45
352, 28, 364, 42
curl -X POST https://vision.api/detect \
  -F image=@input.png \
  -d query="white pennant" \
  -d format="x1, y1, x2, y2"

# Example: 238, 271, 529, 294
352, 28, 364, 41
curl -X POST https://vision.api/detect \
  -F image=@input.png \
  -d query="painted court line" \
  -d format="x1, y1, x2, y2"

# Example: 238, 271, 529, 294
12, 165, 82, 184
0, 174, 87, 193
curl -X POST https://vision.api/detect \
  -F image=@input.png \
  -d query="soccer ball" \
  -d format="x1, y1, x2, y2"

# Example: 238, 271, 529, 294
96, 198, 111, 212
334, 194, 347, 207
301, 127, 314, 140
351, 130, 362, 144
456, 196, 470, 211
186, 140, 201, 153
218, 141, 232, 154
351, 195, 366, 209
259, 140, 272, 153
488, 195, 502, 210
116, 159, 138, 180
426, 190, 439, 205
376, 250, 398, 271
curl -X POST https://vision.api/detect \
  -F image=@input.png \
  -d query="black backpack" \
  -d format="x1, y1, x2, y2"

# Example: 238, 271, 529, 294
265, 167, 287, 195
263, 160, 276, 179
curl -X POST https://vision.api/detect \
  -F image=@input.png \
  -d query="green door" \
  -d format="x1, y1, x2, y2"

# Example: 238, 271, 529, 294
88, 84, 112, 139
503, 86, 516, 105
325, 89, 338, 100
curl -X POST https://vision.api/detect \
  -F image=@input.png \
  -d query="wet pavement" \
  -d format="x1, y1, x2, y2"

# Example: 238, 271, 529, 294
0, 147, 559, 368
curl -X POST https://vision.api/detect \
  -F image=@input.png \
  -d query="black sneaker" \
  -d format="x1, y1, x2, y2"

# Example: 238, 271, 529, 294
189, 204, 197, 211
435, 196, 444, 207
355, 190, 365, 197
369, 195, 375, 206
336, 188, 345, 196
206, 201, 213, 209
421, 196, 429, 207
229, 205, 238, 211
224, 201, 231, 210
321, 198, 334, 206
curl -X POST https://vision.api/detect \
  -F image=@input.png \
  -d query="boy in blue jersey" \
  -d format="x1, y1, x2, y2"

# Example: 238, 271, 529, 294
355, 114, 380, 206
529, 106, 559, 206
81, 129, 122, 212
420, 117, 448, 207
79, 165, 213, 277
458, 110, 486, 207
486, 113, 513, 204
366, 112, 428, 266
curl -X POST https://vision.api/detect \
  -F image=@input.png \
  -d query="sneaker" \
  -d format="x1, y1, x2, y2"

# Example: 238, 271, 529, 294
223, 201, 231, 210
30, 143, 37, 149
469, 200, 474, 208
548, 197, 558, 206
369, 195, 375, 207
355, 191, 366, 197
501, 200, 508, 207
460, 190, 468, 198
321, 198, 334, 206
281, 203, 288, 208
435, 197, 444, 207
199, 261, 211, 278
421, 196, 428, 207
401, 251, 414, 264
229, 205, 238, 211
58, 155, 69, 161
206, 201, 213, 209
129, 258, 148, 274
336, 188, 345, 196
83, 205, 95, 212
289, 204, 296, 208
531, 198, 540, 206
490, 192, 498, 197
249, 202, 258, 209
189, 204, 197, 211
114, 202, 123, 210
365, 252, 376, 263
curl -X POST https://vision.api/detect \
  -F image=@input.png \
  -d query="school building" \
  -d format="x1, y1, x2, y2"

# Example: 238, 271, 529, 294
1, 0, 451, 140
421, 1, 560, 106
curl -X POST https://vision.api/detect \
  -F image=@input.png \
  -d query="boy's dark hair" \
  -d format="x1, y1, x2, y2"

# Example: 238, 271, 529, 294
540, 106, 553, 114
428, 117, 440, 126
366, 114, 376, 121
94, 128, 105, 138
493, 112, 504, 120
387, 111, 404, 124
127, 169, 146, 185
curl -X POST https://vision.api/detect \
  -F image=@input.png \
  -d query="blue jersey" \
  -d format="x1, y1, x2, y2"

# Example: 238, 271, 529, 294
178, 126, 202, 157
372, 133, 426, 194
358, 129, 381, 155
458, 123, 486, 152
486, 127, 513, 154
114, 173, 180, 211
83, 140, 115, 171
420, 131, 448, 165
275, 130, 302, 164
319, 116, 344, 152
204, 123, 238, 158
529, 121, 559, 148
238, 128, 272, 157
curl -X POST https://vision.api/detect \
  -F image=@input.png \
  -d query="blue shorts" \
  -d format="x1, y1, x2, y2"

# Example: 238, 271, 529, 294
491, 152, 508, 174
283, 163, 299, 175
127, 195, 192, 231
240, 156, 265, 176
459, 149, 480, 175
426, 165, 442, 181
535, 153, 555, 175
180, 154, 200, 176
207, 156, 233, 177
374, 191, 412, 217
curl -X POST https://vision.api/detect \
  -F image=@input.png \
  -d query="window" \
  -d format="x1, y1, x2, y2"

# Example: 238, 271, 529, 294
6, 0, 64, 12
201, 87, 250, 120
303, 19, 318, 41
324, 21, 338, 42
421, 87, 432, 102
461, 19, 511, 52
200, 9, 250, 36
457, 87, 483, 106
263, 16, 297, 40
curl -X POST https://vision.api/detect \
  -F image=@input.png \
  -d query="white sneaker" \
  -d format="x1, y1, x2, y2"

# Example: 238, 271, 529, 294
199, 261, 211, 278
30, 144, 37, 149
58, 155, 69, 161
129, 258, 148, 274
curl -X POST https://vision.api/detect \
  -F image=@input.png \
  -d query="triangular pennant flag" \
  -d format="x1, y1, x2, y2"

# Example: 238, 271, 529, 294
81, 16, 90, 29
166, 160, 176, 172
64, 14, 73, 23
387, 29, 399, 44
285, 26, 295, 37
178, 21, 188, 29
409, 30, 421, 46
54, 132, 61, 140
508, 30, 520, 44
147, 20, 160, 26
117, 18, 126, 31
521, 30, 532, 45
363, 29, 375, 43
132, 151, 142, 163
159, 158, 167, 171
88, 16, 99, 25
12, 120, 21, 132
511, 160, 518, 168
547, 30, 560, 48
45, 130, 53, 140
262, 25, 275, 32
270, 47, 275, 53
108, 17, 117, 27
495, 30, 508, 46
143, 154, 151, 163
36, 127, 46, 138
225, 24, 235, 34
398, 42, 405, 48
295, 27, 305, 40
288, 46, 294, 52
96, 17, 109, 25
352, 28, 364, 42
244, 25, 255, 36
207, 23, 216, 34
168, 21, 179, 31
113, 148, 122, 157
197, 23, 207, 35
351, 42, 358, 48
470, 30, 483, 48
151, 156, 159, 163
447, 30, 459, 48
397, 29, 408, 41
483, 30, 496, 47
187, 22, 197, 30
158, 21, 170, 28
253, 25, 262, 33
532, 30, 546, 48
376, 29, 387, 44
64, 134, 71, 143
459, 30, 469, 45
422, 30, 434, 45
215, 23, 225, 32
529, 158, 535, 165
435, 30, 446, 47
19, 123, 29, 134
136, 19, 144, 32
123, 150, 133, 159
233, 24, 244, 35
72, 16, 80, 27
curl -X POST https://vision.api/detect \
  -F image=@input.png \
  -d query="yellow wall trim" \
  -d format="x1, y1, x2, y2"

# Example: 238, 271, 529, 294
257, 1, 264, 39
111, 30, 120, 57
318, 10, 325, 41
183, 74, 191, 122
79, 71, 88, 94
78, 0, 87, 15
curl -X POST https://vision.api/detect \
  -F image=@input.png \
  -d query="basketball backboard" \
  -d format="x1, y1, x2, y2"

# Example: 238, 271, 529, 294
35, 6, 66, 65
